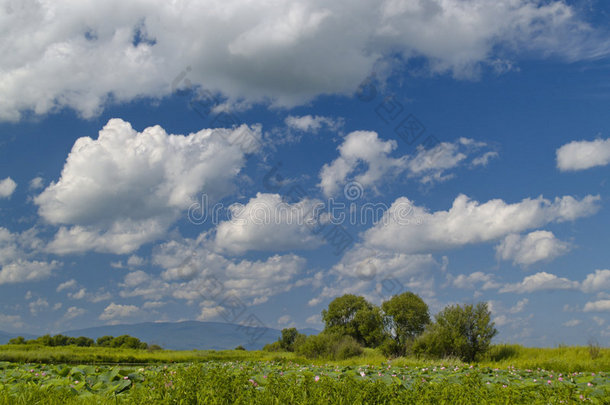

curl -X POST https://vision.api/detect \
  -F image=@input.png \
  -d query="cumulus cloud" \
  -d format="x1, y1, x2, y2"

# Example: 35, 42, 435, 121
581, 269, 610, 293
309, 245, 442, 307
495, 231, 570, 266
0, 0, 606, 121
319, 132, 493, 196
557, 137, 610, 171
451, 272, 499, 290
562, 319, 581, 327
64, 306, 86, 320
114, 237, 307, 313
0, 177, 16, 198
214, 193, 323, 254
284, 115, 341, 133
29, 177, 44, 190
35, 119, 259, 254
99, 302, 141, 322
0, 227, 60, 285
583, 300, 610, 312
364, 194, 600, 254
499, 272, 579, 294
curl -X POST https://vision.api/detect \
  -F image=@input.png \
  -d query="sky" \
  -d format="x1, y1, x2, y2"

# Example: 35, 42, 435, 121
0, 0, 609, 347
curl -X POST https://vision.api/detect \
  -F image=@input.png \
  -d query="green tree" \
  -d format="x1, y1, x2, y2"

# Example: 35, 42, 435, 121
279, 328, 299, 351
381, 292, 430, 355
322, 294, 384, 346
414, 302, 497, 362
96, 335, 114, 347
8, 336, 25, 345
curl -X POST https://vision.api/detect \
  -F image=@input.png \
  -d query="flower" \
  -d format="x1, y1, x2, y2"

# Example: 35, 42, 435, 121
360, 371, 365, 377
314, 376, 320, 382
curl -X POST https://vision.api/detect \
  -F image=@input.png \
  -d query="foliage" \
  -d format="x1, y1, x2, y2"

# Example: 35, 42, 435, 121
0, 360, 608, 404
322, 294, 385, 347
296, 332, 363, 360
8, 334, 151, 350
413, 302, 497, 362
381, 292, 430, 356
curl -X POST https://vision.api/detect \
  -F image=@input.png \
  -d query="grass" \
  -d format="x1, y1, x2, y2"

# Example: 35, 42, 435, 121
0, 343, 608, 372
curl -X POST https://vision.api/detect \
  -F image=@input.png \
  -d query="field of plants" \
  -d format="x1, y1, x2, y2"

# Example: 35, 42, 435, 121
0, 346, 609, 404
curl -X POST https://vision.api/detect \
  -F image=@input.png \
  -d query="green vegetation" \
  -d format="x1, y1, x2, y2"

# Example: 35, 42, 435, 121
8, 334, 155, 350
0, 359, 608, 404
0, 292, 607, 403
266, 292, 497, 363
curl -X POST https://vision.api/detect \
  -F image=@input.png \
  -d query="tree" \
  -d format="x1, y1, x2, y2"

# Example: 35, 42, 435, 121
382, 292, 430, 355
8, 336, 25, 345
279, 328, 299, 351
96, 335, 114, 347
414, 302, 497, 362
322, 294, 384, 346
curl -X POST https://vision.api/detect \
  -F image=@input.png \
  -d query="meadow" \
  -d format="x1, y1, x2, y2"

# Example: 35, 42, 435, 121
0, 344, 608, 404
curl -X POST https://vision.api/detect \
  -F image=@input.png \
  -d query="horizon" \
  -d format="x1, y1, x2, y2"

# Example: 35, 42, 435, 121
1, 0, 609, 347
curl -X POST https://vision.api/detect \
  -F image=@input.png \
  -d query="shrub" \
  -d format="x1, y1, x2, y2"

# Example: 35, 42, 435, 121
263, 341, 282, 352
234, 345, 246, 351
296, 332, 363, 360
413, 302, 497, 362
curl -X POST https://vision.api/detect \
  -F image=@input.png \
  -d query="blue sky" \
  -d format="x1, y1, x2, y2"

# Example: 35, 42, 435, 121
0, 0, 609, 346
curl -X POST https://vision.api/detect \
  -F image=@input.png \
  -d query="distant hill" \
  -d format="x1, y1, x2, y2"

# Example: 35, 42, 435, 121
59, 321, 319, 351
0, 331, 36, 345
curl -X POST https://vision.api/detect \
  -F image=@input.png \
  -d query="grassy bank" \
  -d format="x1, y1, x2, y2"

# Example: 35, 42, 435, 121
0, 343, 608, 372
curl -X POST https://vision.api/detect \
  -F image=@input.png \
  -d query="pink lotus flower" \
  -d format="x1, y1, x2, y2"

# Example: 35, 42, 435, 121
314, 376, 320, 382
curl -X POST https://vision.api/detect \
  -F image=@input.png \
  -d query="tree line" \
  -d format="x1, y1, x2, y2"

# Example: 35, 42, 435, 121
8, 334, 161, 350
265, 292, 497, 362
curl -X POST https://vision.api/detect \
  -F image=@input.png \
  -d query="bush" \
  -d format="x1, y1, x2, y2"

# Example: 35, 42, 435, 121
262, 341, 282, 352
413, 302, 497, 362
234, 345, 246, 351
296, 333, 363, 360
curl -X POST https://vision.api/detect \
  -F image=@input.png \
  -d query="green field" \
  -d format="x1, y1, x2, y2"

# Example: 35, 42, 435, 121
0, 345, 608, 404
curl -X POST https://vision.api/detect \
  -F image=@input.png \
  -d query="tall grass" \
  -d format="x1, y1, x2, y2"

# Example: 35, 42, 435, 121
0, 343, 608, 372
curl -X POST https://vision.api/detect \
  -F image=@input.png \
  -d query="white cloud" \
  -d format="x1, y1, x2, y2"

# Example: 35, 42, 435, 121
495, 231, 570, 266
64, 306, 86, 320
99, 302, 141, 322
143, 301, 166, 309
284, 115, 341, 133
29, 298, 49, 315
310, 245, 441, 306
35, 119, 260, 254
581, 269, 610, 293
499, 272, 579, 294
68, 288, 87, 300
29, 177, 44, 190
56, 279, 77, 292
214, 193, 323, 254
562, 319, 581, 327
509, 298, 529, 314
451, 272, 499, 290
127, 255, 146, 268
0, 0, 604, 121
471, 151, 499, 167
116, 237, 307, 308
319, 131, 406, 197
319, 132, 494, 196
0, 314, 23, 330
0, 227, 60, 285
364, 194, 600, 254
592, 316, 605, 326
0, 177, 16, 198
277, 315, 292, 325
0, 259, 59, 285
583, 300, 610, 312
557, 137, 610, 171
306, 314, 321, 325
